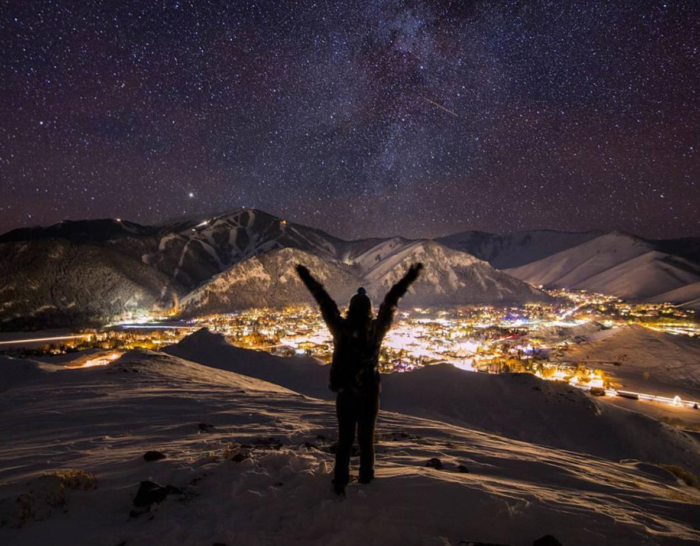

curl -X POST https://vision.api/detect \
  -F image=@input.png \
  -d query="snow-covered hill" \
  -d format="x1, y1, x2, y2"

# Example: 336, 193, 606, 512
167, 329, 700, 471
180, 240, 550, 315
438, 230, 602, 269
180, 248, 361, 314
1, 348, 699, 546
0, 209, 353, 327
145, 208, 348, 289
650, 281, 700, 311
506, 232, 700, 300
362, 240, 549, 306
164, 327, 331, 399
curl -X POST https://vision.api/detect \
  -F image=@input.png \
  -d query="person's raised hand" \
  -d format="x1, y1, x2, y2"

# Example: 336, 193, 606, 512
405, 262, 424, 283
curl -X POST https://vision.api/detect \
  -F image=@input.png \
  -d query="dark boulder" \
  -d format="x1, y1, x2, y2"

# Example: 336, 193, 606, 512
533, 536, 563, 546
143, 450, 166, 462
426, 458, 443, 470
231, 452, 250, 463
133, 480, 183, 508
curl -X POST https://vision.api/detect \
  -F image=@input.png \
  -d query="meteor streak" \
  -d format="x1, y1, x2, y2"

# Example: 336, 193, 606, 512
421, 96, 459, 118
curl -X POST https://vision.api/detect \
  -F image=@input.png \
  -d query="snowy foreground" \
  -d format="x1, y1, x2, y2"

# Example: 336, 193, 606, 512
1, 339, 700, 545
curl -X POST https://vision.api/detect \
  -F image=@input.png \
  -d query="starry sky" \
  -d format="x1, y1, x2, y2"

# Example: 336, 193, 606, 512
1, 0, 699, 240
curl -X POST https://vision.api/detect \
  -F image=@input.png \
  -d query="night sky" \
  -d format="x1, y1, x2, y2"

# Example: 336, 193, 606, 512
1, 1, 699, 240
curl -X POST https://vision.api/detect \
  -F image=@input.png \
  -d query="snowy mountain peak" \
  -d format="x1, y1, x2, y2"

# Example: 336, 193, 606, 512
180, 247, 360, 314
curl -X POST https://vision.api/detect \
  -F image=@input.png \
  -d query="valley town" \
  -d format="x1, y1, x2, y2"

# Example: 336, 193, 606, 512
5, 288, 699, 411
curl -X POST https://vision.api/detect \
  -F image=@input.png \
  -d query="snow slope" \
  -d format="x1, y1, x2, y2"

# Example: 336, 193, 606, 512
506, 232, 700, 300
1, 350, 699, 546
163, 327, 331, 399
181, 241, 550, 315
166, 329, 700, 472
383, 363, 700, 472
575, 251, 700, 300
650, 281, 700, 311
438, 230, 602, 269
145, 208, 348, 290
363, 240, 549, 305
179, 247, 360, 314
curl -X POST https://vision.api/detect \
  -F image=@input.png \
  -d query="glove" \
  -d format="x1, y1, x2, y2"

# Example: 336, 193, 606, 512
405, 263, 424, 283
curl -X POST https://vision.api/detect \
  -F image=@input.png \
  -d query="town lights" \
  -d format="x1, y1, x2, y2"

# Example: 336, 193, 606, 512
68, 352, 122, 369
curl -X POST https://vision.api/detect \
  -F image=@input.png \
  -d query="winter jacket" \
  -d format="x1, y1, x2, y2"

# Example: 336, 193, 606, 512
297, 264, 422, 394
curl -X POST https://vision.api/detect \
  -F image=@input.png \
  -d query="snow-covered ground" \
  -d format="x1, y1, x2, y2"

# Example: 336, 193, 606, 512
167, 330, 700, 472
2, 340, 700, 545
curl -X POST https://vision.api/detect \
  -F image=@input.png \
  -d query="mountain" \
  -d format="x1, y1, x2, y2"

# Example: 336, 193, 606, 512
0, 218, 158, 243
0, 209, 360, 328
437, 229, 602, 269
1, 210, 698, 329
360, 240, 548, 305
650, 281, 700, 311
652, 236, 700, 265
0, 238, 182, 330
0, 209, 348, 294
179, 241, 550, 315
179, 248, 360, 314
506, 231, 700, 300
143, 208, 349, 290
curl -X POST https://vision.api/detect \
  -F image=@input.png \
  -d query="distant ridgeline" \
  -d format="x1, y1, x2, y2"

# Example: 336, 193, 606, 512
0, 208, 698, 329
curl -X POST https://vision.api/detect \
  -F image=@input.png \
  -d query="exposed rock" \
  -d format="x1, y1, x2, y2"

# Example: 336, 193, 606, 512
132, 480, 183, 508
533, 536, 563, 546
231, 452, 250, 463
143, 450, 166, 462
426, 458, 443, 470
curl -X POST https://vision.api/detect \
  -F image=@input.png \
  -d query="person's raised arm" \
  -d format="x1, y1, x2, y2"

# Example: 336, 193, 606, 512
295, 264, 342, 335
375, 263, 423, 338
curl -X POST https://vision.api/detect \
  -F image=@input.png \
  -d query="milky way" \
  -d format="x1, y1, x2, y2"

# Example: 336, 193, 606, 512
1, 1, 698, 239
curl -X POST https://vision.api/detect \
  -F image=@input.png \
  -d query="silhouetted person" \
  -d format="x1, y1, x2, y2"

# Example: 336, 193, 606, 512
296, 262, 423, 495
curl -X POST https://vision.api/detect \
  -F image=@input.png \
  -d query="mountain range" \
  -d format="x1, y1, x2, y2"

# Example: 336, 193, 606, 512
1, 208, 698, 329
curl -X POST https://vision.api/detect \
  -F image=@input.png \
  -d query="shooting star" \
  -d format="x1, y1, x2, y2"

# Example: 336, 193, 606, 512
421, 96, 459, 118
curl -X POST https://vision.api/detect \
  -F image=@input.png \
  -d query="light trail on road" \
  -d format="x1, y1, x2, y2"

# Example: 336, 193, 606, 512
0, 334, 92, 346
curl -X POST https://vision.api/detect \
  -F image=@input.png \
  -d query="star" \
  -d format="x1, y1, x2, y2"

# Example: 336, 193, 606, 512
0, 1, 698, 239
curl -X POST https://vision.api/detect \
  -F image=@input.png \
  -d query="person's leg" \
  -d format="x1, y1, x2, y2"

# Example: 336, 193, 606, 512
334, 392, 357, 489
357, 388, 380, 483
